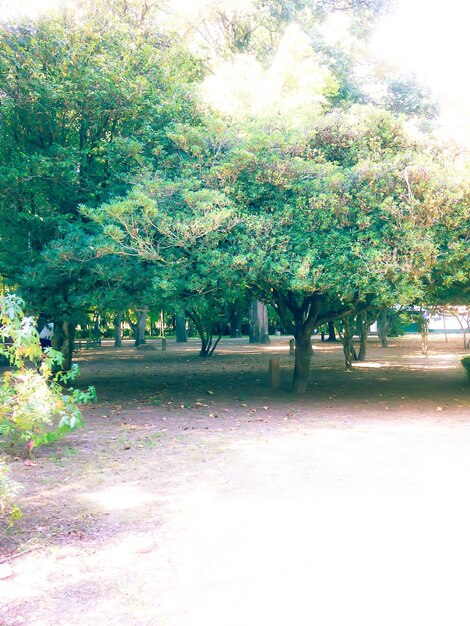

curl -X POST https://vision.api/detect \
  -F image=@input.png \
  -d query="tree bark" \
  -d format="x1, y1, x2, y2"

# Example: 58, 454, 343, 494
420, 313, 429, 355
249, 300, 270, 344
52, 320, 75, 371
175, 314, 187, 343
93, 312, 100, 345
341, 316, 356, 370
357, 312, 369, 361
377, 308, 389, 348
134, 307, 148, 346
114, 311, 123, 347
326, 320, 337, 342
292, 330, 313, 393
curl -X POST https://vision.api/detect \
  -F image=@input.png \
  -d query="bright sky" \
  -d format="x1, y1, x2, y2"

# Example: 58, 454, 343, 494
1, 0, 469, 143
371, 0, 470, 146
372, 0, 470, 102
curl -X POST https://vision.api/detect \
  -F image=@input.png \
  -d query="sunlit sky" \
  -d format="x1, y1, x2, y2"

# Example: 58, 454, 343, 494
373, 0, 470, 101
1, 0, 469, 144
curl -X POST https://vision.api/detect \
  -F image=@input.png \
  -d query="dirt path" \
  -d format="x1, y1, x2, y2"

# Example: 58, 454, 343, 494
1, 335, 469, 626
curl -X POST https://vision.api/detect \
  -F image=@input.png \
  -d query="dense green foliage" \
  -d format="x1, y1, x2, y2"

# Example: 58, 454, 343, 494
0, 0, 468, 391
462, 356, 470, 384
0, 10, 201, 365
91, 108, 468, 387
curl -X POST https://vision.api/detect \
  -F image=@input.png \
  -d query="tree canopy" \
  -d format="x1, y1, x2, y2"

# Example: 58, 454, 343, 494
0, 0, 468, 391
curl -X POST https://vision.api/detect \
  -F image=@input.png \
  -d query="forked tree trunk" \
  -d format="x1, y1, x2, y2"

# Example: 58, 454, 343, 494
292, 330, 313, 393
135, 307, 148, 346
52, 320, 75, 372
186, 311, 222, 358
175, 314, 187, 343
114, 311, 123, 347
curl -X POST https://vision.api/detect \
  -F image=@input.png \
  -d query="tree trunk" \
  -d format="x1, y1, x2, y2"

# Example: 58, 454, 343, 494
52, 320, 75, 372
234, 306, 243, 337
341, 316, 356, 371
186, 310, 211, 357
377, 308, 389, 348
357, 312, 369, 361
292, 330, 313, 393
175, 314, 187, 343
93, 312, 100, 344
326, 320, 337, 342
114, 311, 123, 347
226, 302, 243, 338
420, 313, 429, 355
134, 307, 148, 346
249, 300, 270, 344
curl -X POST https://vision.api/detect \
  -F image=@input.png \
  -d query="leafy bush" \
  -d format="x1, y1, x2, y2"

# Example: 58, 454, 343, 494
0, 294, 96, 451
462, 356, 470, 383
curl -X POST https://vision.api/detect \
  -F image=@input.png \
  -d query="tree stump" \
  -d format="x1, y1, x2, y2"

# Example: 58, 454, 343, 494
269, 358, 280, 389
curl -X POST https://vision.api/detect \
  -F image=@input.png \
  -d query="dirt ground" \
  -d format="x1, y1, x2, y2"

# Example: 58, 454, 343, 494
1, 334, 469, 626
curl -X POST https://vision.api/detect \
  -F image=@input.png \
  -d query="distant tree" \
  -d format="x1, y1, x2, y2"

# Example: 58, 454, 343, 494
168, 0, 393, 60
385, 73, 440, 120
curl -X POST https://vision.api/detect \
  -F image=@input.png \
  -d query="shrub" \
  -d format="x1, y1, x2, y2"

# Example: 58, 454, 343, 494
0, 294, 96, 451
462, 356, 470, 383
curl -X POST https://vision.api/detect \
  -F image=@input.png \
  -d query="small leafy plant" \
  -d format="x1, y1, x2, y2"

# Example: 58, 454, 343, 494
0, 294, 96, 452
462, 356, 470, 384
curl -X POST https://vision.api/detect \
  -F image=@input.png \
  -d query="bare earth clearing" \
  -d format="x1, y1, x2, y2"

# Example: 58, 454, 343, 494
1, 335, 469, 626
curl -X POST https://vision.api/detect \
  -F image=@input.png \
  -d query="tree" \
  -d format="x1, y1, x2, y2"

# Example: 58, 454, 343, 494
166, 0, 393, 61
88, 174, 241, 356
385, 73, 440, 121
90, 106, 468, 389
216, 109, 468, 391
0, 9, 200, 366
